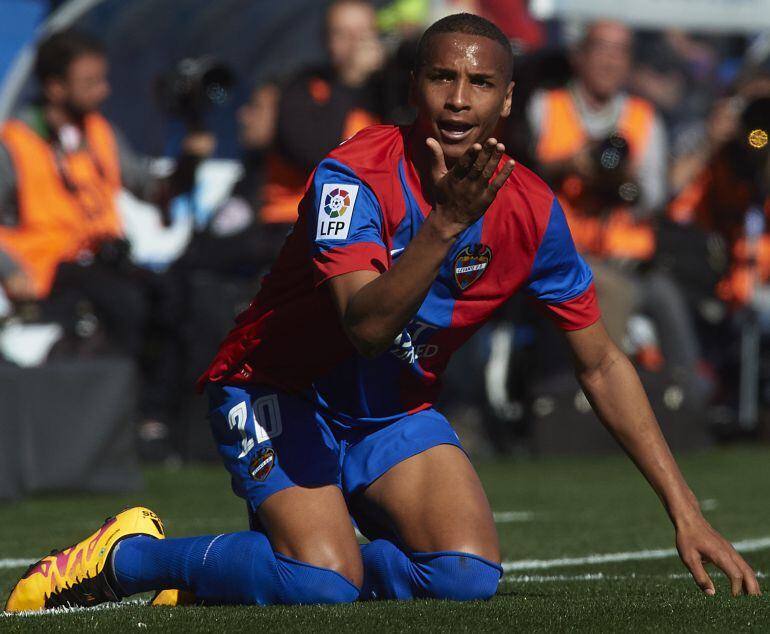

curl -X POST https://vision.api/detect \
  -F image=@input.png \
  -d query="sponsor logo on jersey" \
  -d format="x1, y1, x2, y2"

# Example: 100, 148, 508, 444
249, 447, 275, 481
316, 183, 359, 240
453, 244, 492, 290
390, 321, 439, 363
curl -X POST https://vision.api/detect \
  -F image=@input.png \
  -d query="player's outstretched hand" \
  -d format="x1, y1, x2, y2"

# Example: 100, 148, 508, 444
676, 514, 761, 596
426, 136, 515, 232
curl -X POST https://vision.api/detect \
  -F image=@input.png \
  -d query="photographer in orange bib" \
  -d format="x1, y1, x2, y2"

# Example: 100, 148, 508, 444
528, 21, 708, 402
0, 30, 213, 440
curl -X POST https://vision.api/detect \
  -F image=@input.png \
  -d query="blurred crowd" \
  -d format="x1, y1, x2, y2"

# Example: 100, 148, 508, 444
1, 0, 769, 459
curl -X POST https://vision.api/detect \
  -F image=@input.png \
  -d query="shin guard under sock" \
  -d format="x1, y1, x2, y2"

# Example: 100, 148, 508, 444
112, 532, 359, 605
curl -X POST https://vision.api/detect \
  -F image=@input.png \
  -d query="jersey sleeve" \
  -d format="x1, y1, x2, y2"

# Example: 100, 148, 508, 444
523, 197, 601, 330
306, 158, 388, 286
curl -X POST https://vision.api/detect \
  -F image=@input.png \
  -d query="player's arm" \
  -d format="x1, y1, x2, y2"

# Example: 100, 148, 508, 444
565, 321, 761, 596
329, 138, 514, 358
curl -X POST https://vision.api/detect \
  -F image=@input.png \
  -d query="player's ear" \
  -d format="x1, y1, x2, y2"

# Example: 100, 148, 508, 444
500, 81, 514, 118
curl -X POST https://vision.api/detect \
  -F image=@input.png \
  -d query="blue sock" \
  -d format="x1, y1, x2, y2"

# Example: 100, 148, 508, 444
360, 539, 502, 601
111, 532, 359, 605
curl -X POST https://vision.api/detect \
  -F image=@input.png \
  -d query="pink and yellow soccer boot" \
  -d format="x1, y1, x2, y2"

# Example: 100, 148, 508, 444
5, 506, 165, 612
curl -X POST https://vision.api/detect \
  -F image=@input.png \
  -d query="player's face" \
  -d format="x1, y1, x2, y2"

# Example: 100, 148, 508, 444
412, 33, 513, 165
574, 22, 632, 100
46, 53, 110, 118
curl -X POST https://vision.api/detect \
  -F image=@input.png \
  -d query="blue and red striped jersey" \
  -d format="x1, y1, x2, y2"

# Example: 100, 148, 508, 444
199, 125, 600, 424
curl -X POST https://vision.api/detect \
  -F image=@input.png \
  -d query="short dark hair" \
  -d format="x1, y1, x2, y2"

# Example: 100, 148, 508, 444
414, 13, 513, 78
34, 29, 105, 84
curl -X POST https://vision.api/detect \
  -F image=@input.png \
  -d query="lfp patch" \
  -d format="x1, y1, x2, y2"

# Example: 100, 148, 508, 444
453, 244, 492, 291
249, 447, 275, 481
316, 183, 359, 241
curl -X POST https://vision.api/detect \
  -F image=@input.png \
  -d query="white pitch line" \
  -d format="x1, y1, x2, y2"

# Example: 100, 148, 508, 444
0, 559, 34, 570
504, 571, 768, 583
507, 572, 610, 583
2, 599, 145, 618
493, 511, 534, 523
502, 536, 770, 572
700, 498, 719, 512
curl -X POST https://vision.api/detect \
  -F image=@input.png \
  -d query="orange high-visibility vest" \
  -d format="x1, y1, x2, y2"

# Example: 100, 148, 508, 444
260, 76, 379, 225
667, 171, 710, 225
0, 113, 122, 298
665, 150, 770, 306
716, 197, 770, 307
536, 88, 656, 261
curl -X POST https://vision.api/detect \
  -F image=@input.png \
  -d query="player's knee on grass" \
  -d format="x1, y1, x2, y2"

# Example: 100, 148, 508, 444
413, 551, 502, 601
361, 540, 502, 601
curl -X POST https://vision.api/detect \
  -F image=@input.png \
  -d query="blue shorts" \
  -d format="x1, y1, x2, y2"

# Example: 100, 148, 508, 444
207, 383, 463, 514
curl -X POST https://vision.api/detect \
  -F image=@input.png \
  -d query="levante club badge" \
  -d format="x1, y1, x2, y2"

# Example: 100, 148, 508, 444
249, 448, 275, 481
453, 244, 492, 291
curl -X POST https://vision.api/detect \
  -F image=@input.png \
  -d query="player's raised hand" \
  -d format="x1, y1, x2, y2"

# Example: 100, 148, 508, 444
676, 515, 761, 596
426, 136, 515, 232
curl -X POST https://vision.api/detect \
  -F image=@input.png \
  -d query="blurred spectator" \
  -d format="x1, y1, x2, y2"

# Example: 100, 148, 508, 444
527, 21, 707, 400
669, 96, 742, 197
668, 68, 770, 307
212, 82, 280, 240
179, 80, 291, 276
166, 81, 289, 449
529, 21, 667, 225
528, 21, 665, 341
0, 29, 212, 449
0, 31, 212, 304
633, 30, 747, 146
669, 69, 770, 209
260, 0, 383, 225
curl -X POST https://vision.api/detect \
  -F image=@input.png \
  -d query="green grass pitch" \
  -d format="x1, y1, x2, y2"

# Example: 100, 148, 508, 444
2, 445, 768, 632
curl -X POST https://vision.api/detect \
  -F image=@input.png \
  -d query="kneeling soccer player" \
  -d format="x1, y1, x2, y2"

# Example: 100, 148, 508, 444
6, 13, 760, 612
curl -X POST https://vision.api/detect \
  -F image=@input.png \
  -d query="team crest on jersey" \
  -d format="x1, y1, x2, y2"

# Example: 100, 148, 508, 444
316, 183, 359, 241
249, 447, 275, 481
453, 244, 492, 291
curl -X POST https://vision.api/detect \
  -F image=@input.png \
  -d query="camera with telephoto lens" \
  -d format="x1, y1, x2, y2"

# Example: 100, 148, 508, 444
156, 57, 235, 129
588, 133, 641, 210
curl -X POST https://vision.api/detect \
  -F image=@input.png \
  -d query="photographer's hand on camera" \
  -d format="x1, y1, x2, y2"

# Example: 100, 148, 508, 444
152, 131, 217, 227
570, 145, 596, 180
540, 144, 594, 187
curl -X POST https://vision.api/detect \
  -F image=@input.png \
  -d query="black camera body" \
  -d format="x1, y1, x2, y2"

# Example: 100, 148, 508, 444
156, 57, 234, 129
589, 133, 641, 209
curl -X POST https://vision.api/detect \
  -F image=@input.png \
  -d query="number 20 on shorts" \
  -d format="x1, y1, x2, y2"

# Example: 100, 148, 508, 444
227, 395, 283, 458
